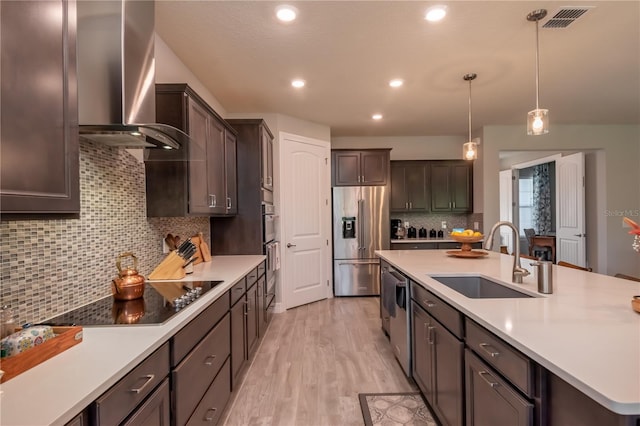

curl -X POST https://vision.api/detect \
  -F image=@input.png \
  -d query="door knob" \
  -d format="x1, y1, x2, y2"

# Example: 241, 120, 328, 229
287, 243, 296, 248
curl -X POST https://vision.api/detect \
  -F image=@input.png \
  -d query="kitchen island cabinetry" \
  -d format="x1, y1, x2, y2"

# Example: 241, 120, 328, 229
146, 83, 237, 216
332, 149, 390, 186
430, 161, 473, 213
0, 0, 80, 214
390, 161, 429, 212
411, 283, 464, 426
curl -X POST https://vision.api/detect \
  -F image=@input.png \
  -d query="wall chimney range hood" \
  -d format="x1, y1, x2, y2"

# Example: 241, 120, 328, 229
77, 0, 187, 150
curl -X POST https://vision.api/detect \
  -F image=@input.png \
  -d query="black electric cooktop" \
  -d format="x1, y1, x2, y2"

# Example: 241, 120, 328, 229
46, 280, 224, 326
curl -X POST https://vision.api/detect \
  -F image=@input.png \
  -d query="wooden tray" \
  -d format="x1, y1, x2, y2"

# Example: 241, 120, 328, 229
446, 250, 489, 258
632, 296, 640, 314
1, 326, 83, 383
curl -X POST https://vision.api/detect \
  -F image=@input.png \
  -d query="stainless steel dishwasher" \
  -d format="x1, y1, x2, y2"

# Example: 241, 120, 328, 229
381, 265, 411, 377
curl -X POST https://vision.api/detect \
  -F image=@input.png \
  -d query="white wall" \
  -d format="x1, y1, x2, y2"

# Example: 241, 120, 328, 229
480, 124, 640, 277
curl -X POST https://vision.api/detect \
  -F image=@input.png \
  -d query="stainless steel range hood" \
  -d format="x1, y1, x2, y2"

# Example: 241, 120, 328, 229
77, 0, 187, 150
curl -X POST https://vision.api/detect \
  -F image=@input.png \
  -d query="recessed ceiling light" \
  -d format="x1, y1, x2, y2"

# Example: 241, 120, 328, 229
425, 5, 447, 22
389, 79, 404, 88
372, 114, 383, 120
291, 79, 305, 88
276, 5, 298, 22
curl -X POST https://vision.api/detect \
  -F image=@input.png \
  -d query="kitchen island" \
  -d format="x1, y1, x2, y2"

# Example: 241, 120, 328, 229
377, 249, 640, 420
0, 255, 264, 426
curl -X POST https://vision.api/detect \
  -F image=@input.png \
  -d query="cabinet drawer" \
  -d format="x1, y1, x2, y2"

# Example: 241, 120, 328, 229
230, 277, 247, 306
173, 313, 230, 426
246, 267, 259, 287
411, 282, 463, 338
257, 261, 266, 277
391, 242, 438, 250
123, 378, 170, 426
186, 357, 231, 426
172, 294, 230, 366
466, 319, 534, 397
94, 343, 169, 426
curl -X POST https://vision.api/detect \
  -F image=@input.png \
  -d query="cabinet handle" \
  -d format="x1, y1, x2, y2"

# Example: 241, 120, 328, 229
267, 176, 272, 186
453, 201, 456, 209
209, 194, 217, 208
203, 355, 217, 366
405, 202, 408, 209
427, 325, 436, 344
409, 202, 412, 209
226, 197, 232, 210
479, 343, 500, 357
478, 370, 500, 388
129, 374, 155, 394
204, 408, 217, 421
449, 202, 452, 209
423, 299, 435, 308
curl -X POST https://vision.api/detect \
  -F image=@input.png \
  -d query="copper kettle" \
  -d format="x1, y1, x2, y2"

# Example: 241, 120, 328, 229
111, 252, 145, 301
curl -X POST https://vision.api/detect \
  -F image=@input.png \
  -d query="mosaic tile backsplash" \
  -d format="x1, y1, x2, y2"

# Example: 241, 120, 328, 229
0, 140, 209, 325
391, 212, 483, 235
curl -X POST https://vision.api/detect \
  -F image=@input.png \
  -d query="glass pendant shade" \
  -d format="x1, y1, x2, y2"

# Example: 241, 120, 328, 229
527, 108, 549, 135
463, 141, 477, 160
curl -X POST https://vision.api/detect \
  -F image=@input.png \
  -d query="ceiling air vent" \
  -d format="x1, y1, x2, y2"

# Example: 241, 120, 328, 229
542, 6, 594, 28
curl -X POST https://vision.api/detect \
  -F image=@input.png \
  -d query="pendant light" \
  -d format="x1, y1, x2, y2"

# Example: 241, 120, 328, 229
527, 9, 549, 135
462, 73, 478, 161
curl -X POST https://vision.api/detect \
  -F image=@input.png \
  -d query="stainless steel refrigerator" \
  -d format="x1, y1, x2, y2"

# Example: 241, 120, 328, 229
333, 186, 389, 296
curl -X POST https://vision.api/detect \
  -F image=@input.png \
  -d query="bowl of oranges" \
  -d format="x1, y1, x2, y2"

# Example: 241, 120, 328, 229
450, 229, 484, 250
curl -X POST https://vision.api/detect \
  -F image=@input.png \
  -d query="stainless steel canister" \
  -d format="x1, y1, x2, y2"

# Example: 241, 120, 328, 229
532, 260, 553, 294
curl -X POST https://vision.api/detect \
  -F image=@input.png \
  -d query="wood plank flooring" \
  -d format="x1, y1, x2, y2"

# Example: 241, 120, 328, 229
221, 297, 416, 426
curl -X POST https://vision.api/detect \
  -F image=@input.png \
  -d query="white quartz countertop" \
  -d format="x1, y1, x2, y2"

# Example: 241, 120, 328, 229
0, 255, 265, 426
376, 249, 640, 415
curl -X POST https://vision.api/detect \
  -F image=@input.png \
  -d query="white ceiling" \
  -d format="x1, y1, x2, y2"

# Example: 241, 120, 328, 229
155, 1, 640, 138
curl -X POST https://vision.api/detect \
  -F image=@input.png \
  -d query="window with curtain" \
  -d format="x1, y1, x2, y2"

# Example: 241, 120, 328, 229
532, 163, 552, 234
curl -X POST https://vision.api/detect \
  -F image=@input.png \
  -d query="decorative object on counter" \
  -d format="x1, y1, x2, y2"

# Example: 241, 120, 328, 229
462, 73, 479, 161
0, 326, 83, 383
437, 229, 444, 238
1, 306, 16, 339
1, 325, 55, 358
419, 227, 427, 238
407, 226, 417, 238
526, 9, 549, 135
623, 217, 640, 252
429, 228, 437, 238
447, 232, 488, 258
111, 252, 146, 301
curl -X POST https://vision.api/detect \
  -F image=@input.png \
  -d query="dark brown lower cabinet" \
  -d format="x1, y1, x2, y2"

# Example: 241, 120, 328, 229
246, 282, 259, 356
411, 301, 463, 426
186, 358, 231, 426
230, 292, 246, 388
123, 379, 171, 426
465, 350, 533, 426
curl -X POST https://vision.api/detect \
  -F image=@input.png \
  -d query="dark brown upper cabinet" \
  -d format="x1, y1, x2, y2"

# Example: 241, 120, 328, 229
390, 161, 429, 212
1, 0, 80, 214
430, 160, 473, 213
332, 149, 390, 186
146, 84, 237, 217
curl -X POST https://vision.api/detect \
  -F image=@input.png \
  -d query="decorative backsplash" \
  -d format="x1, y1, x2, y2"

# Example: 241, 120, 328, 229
0, 140, 209, 325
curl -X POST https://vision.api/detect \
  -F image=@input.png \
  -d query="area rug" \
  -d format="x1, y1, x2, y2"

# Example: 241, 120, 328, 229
358, 392, 437, 426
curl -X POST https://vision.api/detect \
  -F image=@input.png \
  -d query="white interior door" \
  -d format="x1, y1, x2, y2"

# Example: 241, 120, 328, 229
556, 152, 586, 266
280, 132, 331, 309
499, 169, 514, 254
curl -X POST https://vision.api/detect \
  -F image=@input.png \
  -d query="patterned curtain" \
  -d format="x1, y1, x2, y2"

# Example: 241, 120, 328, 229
532, 163, 552, 234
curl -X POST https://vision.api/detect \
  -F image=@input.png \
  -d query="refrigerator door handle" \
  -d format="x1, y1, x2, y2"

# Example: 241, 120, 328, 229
359, 198, 365, 253
357, 198, 363, 251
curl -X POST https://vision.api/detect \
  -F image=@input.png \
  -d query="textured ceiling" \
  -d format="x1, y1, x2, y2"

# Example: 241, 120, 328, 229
156, 1, 640, 137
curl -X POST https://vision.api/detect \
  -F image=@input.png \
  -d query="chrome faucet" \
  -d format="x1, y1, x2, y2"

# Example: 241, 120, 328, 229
484, 221, 530, 284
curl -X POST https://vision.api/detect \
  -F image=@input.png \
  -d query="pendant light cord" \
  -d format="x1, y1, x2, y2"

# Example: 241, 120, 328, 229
468, 78, 473, 142
535, 18, 540, 110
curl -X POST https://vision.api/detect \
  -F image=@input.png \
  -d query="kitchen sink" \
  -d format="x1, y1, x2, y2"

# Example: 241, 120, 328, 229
429, 275, 534, 299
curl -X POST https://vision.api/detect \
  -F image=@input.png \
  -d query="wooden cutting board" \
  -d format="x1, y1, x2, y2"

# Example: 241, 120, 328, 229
198, 232, 212, 262
189, 235, 204, 265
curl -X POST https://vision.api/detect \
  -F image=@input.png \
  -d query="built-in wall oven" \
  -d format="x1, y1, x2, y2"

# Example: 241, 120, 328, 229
262, 203, 278, 321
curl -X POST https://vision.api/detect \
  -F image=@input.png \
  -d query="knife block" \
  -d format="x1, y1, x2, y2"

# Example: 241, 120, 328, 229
149, 251, 186, 280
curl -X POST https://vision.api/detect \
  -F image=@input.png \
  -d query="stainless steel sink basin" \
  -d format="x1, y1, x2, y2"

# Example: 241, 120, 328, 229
429, 275, 534, 298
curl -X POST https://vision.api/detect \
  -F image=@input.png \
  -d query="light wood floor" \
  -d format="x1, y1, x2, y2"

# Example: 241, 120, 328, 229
222, 297, 416, 426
